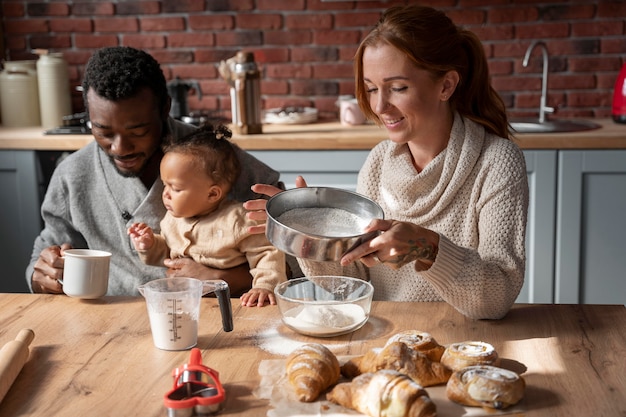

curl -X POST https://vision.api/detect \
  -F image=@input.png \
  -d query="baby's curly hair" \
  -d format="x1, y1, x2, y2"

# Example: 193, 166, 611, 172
164, 124, 241, 192
82, 46, 169, 117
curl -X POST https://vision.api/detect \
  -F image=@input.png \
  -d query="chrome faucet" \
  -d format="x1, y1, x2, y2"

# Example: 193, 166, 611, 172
523, 41, 555, 123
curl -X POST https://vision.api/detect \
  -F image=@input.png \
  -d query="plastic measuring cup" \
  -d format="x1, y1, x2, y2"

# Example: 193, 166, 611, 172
138, 277, 233, 351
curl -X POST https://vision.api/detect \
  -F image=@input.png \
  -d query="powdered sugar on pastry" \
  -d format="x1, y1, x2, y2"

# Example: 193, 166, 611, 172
441, 341, 499, 371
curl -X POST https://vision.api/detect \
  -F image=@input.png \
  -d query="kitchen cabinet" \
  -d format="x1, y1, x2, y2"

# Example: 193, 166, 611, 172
519, 150, 558, 303
0, 150, 40, 292
555, 150, 626, 305
249, 150, 369, 191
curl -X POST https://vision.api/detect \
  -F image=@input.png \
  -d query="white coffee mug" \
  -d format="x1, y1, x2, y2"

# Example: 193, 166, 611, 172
60, 249, 111, 299
339, 98, 366, 126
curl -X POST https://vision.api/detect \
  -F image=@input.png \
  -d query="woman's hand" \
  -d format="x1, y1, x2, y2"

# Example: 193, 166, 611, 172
31, 243, 72, 294
340, 219, 439, 271
244, 184, 283, 234
244, 175, 308, 235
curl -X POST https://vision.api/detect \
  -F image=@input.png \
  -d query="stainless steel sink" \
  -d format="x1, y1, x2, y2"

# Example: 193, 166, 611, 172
509, 118, 601, 134
512, 42, 602, 134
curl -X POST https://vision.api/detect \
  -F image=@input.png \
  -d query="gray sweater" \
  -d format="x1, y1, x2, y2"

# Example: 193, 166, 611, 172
26, 118, 280, 295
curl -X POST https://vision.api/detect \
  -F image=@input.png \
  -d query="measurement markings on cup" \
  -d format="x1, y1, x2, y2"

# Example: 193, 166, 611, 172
168, 298, 184, 342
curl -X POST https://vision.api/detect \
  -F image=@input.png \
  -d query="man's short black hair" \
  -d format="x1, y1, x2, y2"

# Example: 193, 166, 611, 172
82, 46, 169, 116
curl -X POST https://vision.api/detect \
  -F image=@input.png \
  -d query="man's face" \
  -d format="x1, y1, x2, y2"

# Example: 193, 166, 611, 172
87, 87, 166, 177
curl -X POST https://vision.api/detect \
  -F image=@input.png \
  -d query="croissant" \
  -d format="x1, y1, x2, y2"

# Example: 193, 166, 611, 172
340, 354, 364, 379
285, 343, 340, 402
440, 341, 498, 371
327, 369, 437, 417
384, 330, 446, 362
446, 365, 525, 409
341, 341, 451, 387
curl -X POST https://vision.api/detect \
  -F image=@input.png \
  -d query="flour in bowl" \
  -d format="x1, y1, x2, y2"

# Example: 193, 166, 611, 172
276, 207, 370, 237
282, 304, 367, 336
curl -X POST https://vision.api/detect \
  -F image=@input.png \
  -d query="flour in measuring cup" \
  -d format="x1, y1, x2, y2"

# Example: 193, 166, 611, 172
276, 207, 370, 237
148, 311, 197, 350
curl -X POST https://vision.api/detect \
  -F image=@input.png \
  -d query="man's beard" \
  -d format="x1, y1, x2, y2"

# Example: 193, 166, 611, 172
108, 154, 145, 178
107, 120, 170, 178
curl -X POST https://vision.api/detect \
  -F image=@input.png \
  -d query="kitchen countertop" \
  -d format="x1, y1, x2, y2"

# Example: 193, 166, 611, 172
0, 294, 624, 416
1, 119, 625, 151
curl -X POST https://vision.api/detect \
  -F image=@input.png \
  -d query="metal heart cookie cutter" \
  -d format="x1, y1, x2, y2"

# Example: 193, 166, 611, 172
164, 348, 225, 416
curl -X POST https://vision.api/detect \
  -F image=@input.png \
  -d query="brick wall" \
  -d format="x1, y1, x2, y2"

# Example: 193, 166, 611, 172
1, 0, 625, 121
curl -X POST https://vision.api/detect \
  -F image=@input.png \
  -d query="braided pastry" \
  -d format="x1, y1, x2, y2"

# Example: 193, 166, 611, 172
341, 341, 451, 387
384, 330, 446, 362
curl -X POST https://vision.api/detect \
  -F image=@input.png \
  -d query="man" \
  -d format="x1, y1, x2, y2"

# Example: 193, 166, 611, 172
27, 46, 280, 296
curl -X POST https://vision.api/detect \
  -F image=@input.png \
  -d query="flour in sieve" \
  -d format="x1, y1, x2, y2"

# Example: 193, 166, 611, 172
276, 207, 370, 237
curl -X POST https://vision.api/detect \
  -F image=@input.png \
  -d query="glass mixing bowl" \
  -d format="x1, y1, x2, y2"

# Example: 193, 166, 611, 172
274, 276, 374, 337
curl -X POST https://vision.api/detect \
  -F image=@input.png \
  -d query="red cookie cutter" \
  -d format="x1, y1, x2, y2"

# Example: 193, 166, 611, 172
164, 348, 225, 416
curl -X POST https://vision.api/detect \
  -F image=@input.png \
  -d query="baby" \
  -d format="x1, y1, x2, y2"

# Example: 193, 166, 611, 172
128, 124, 286, 307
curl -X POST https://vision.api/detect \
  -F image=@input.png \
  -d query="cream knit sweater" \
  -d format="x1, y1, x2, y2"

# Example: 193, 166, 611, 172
299, 114, 529, 319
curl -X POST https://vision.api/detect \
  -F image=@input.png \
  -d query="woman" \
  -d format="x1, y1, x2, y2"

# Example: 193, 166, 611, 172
246, 5, 528, 320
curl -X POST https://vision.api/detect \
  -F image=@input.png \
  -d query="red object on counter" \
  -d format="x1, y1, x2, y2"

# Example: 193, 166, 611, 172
164, 348, 225, 415
612, 63, 626, 124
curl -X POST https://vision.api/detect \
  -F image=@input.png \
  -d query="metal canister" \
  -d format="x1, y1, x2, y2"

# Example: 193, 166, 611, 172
222, 51, 262, 135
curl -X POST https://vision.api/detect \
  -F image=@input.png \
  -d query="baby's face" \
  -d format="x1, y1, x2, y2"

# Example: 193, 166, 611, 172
160, 152, 222, 218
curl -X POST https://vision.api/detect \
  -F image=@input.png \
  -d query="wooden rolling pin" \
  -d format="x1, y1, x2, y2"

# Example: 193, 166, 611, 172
0, 329, 35, 403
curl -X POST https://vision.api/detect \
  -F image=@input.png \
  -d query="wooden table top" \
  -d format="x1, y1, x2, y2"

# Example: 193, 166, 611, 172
1, 119, 626, 151
0, 294, 624, 416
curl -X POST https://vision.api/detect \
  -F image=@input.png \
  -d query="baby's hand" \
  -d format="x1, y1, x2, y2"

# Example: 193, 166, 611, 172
127, 222, 155, 251
240, 288, 276, 307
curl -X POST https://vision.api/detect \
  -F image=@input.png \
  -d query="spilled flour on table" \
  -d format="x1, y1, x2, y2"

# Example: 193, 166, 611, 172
252, 317, 350, 357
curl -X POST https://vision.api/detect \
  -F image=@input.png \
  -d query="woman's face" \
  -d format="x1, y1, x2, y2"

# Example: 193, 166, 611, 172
362, 43, 450, 144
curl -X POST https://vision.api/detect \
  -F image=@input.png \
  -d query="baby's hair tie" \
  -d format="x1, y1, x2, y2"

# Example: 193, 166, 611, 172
215, 125, 232, 140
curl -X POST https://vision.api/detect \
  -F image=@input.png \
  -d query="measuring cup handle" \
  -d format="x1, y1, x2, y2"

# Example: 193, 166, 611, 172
203, 280, 233, 332
215, 286, 233, 332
